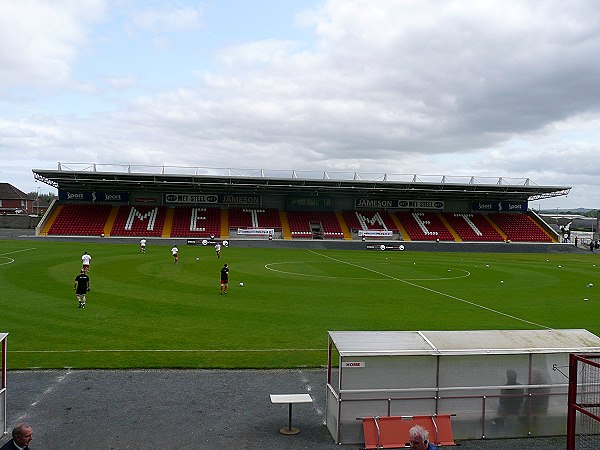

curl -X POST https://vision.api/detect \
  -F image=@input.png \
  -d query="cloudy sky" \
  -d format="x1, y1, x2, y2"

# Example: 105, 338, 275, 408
1, 0, 599, 209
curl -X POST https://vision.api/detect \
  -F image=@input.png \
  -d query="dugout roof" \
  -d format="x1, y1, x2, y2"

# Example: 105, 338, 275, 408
329, 329, 600, 356
32, 163, 571, 202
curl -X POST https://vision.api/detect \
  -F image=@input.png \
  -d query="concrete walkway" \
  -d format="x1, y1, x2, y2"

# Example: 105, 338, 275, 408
2, 369, 566, 449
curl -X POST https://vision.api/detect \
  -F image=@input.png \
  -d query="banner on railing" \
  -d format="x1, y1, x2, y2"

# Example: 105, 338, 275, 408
358, 230, 393, 237
237, 228, 274, 235
366, 244, 405, 251
187, 239, 229, 246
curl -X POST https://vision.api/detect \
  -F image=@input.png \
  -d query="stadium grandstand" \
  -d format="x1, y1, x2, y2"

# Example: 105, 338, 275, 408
32, 163, 571, 243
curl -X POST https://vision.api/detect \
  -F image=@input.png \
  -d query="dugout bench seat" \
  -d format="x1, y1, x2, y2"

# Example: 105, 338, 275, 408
360, 414, 457, 448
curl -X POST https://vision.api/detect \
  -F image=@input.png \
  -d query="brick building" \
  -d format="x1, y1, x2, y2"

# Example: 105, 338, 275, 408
0, 183, 49, 215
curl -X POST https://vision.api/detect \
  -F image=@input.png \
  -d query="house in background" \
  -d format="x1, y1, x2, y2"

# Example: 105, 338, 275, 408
0, 183, 49, 215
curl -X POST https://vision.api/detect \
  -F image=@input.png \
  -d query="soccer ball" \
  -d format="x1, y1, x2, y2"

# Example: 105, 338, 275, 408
196, 257, 199, 261
239, 282, 244, 287
399, 245, 405, 251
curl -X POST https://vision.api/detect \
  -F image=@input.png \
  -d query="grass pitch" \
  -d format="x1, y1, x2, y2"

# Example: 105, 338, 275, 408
0, 240, 598, 369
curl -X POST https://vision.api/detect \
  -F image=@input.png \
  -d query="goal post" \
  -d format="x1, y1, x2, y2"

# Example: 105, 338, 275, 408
567, 353, 600, 450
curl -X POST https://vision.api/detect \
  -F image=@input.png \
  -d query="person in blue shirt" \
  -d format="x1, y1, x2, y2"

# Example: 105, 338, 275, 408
409, 425, 438, 450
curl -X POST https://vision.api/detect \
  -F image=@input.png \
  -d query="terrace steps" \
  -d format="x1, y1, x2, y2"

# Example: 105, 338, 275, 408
279, 210, 292, 240
221, 209, 229, 238
439, 213, 462, 242
38, 204, 62, 236
391, 213, 410, 241
162, 207, 174, 238
335, 211, 352, 240
103, 206, 119, 237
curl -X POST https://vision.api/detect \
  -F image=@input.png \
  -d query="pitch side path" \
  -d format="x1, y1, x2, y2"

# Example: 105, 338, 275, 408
3, 369, 567, 450
1, 230, 587, 448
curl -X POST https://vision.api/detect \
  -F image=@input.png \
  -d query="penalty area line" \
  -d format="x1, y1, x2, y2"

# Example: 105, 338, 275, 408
12, 348, 326, 354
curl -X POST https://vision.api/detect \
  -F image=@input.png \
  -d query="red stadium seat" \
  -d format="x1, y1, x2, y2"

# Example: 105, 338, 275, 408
48, 204, 112, 236
362, 414, 457, 449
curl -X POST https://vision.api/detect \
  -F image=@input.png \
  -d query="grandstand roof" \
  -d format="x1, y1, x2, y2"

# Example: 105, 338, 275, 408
32, 163, 571, 202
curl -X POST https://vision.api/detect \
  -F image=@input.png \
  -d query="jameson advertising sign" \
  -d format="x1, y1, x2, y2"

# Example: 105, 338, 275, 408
355, 198, 444, 209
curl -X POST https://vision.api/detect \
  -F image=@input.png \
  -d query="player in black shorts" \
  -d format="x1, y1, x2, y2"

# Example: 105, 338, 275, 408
220, 264, 229, 294
74, 269, 90, 308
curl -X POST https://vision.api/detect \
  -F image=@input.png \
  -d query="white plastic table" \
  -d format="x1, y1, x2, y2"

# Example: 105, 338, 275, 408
269, 393, 313, 435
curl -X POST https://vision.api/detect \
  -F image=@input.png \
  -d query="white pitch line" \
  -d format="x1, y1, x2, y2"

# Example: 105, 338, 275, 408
264, 261, 471, 281
309, 250, 551, 330
15, 369, 72, 423
0, 247, 36, 257
0, 247, 36, 265
265, 261, 384, 280
298, 371, 324, 419
13, 348, 326, 354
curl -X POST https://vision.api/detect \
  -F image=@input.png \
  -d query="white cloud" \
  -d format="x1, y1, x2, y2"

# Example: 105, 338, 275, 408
130, 5, 204, 33
2, 0, 600, 208
106, 76, 138, 89
0, 0, 106, 88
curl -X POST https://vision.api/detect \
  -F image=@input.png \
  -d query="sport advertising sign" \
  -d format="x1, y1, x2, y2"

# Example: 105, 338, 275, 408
472, 201, 527, 212
59, 191, 129, 202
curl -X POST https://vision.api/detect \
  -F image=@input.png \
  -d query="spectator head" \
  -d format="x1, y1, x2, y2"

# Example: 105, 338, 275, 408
408, 424, 430, 449
12, 423, 33, 447
506, 369, 518, 383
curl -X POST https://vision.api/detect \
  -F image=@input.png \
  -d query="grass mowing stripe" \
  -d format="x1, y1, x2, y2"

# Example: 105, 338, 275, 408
2, 241, 597, 369
309, 249, 552, 330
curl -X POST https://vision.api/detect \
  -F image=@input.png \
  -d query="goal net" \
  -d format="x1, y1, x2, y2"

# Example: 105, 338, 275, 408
567, 354, 600, 450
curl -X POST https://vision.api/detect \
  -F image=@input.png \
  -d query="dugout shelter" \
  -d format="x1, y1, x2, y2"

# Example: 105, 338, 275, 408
326, 329, 600, 444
